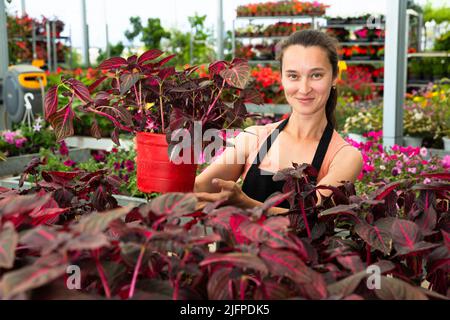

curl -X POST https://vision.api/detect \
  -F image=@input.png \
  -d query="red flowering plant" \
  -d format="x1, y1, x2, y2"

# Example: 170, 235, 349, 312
250, 65, 285, 104
337, 65, 379, 100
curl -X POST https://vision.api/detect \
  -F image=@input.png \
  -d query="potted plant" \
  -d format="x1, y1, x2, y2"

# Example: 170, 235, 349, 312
344, 105, 383, 143
44, 50, 262, 193
403, 105, 433, 147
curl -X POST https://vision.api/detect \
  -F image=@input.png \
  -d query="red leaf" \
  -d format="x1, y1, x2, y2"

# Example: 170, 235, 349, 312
145, 193, 197, 217
375, 277, 428, 300
207, 267, 233, 300
88, 76, 107, 93
156, 54, 176, 67
420, 172, 450, 181
355, 222, 393, 255
66, 79, 92, 103
138, 49, 164, 65
259, 246, 311, 284
317, 204, 360, 221
219, 61, 250, 89
98, 57, 127, 70
119, 72, 141, 95
391, 219, 421, 253
1, 263, 67, 299
48, 105, 75, 142
371, 181, 403, 200
0, 222, 18, 269
209, 61, 228, 76
200, 253, 269, 275
44, 86, 58, 120
336, 255, 365, 273
91, 119, 102, 139
158, 67, 176, 81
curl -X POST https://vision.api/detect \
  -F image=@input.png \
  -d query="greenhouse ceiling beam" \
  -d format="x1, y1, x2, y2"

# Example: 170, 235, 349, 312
217, 0, 224, 60
383, 0, 408, 148
0, 0, 9, 80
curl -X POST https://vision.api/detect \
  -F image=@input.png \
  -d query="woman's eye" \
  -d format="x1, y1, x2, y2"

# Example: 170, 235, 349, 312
311, 73, 324, 79
287, 74, 298, 80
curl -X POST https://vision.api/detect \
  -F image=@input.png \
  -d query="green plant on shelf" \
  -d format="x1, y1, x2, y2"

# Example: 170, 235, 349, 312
343, 103, 383, 135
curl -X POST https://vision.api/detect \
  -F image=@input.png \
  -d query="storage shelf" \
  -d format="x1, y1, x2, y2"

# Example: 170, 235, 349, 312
339, 41, 385, 46
236, 15, 323, 20
236, 36, 288, 40
342, 60, 384, 64
325, 24, 385, 29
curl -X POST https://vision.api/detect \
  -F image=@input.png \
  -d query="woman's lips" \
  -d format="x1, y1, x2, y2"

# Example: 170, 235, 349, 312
295, 97, 315, 103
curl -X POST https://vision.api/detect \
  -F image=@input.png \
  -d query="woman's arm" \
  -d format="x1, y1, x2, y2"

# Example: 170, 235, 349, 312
194, 126, 258, 194
315, 145, 363, 202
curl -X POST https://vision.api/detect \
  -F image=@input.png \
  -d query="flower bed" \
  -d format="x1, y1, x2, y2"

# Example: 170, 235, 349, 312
0, 158, 448, 300
348, 130, 450, 195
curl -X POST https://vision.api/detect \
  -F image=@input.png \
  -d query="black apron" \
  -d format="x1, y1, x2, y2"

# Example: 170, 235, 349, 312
241, 118, 334, 209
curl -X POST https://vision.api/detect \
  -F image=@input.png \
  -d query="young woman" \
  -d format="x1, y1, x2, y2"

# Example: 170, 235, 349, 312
194, 30, 363, 215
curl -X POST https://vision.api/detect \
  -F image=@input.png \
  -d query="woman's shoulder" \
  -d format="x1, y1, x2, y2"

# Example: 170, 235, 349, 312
239, 120, 284, 141
329, 130, 362, 163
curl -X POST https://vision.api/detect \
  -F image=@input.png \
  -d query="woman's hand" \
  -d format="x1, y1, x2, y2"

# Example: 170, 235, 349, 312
194, 178, 252, 209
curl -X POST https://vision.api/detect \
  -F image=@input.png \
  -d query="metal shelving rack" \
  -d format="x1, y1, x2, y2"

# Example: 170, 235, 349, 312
232, 14, 325, 64
14, 20, 72, 72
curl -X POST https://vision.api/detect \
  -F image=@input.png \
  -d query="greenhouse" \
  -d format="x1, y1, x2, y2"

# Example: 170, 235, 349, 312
0, 0, 449, 306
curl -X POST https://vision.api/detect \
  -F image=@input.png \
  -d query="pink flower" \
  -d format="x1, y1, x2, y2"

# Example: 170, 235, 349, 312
396, 160, 403, 168
391, 145, 400, 152
392, 167, 401, 176
407, 167, 417, 174
442, 155, 450, 169
423, 178, 431, 184
419, 147, 428, 158
59, 141, 69, 156
2, 131, 17, 144
63, 159, 76, 167
15, 138, 27, 148
124, 160, 134, 172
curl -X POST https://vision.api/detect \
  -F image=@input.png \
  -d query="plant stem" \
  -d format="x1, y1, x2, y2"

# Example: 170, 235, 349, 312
87, 107, 133, 133
205, 79, 226, 120
159, 83, 165, 133
297, 180, 311, 239
93, 250, 111, 299
128, 244, 146, 299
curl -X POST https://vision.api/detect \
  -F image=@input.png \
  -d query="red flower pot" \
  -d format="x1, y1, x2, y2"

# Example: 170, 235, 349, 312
136, 132, 198, 193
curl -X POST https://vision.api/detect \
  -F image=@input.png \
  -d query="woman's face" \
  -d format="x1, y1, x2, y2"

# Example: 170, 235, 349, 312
281, 45, 336, 118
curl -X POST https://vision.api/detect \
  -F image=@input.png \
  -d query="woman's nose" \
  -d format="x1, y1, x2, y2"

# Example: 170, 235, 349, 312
297, 77, 312, 95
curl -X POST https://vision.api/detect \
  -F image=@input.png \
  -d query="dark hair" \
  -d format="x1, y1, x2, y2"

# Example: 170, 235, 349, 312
277, 29, 339, 129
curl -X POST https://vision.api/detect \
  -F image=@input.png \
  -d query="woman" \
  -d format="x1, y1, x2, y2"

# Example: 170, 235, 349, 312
194, 30, 363, 215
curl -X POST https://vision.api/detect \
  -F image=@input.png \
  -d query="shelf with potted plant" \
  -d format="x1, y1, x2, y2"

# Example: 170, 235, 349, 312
233, 2, 328, 65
